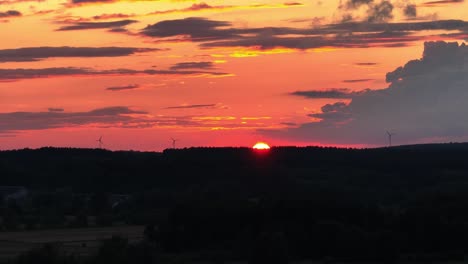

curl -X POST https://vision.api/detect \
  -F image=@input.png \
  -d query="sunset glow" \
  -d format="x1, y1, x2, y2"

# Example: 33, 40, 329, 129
0, 0, 467, 151
253, 142, 271, 150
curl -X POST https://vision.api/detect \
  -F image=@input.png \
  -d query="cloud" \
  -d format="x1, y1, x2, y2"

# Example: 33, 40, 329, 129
291, 88, 369, 99
48, 108, 64, 112
0, 106, 147, 132
57, 19, 137, 31
385, 41, 465, 83
170, 61, 214, 70
106, 84, 140, 91
355, 62, 378, 66
67, 0, 115, 6
403, 4, 417, 18
0, 67, 230, 81
141, 17, 468, 51
422, 0, 464, 6
0, 10, 21, 17
309, 102, 352, 123
284, 2, 303, 6
0, 0, 43, 4
0, 107, 264, 133
164, 104, 217, 109
263, 41, 468, 145
141, 17, 236, 41
343, 79, 375, 83
149, 2, 230, 16
341, 0, 374, 9
0, 47, 156, 63
92, 13, 133, 20
366, 0, 394, 22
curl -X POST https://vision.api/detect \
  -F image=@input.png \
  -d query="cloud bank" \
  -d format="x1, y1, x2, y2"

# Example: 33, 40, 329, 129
0, 47, 156, 62
264, 41, 468, 145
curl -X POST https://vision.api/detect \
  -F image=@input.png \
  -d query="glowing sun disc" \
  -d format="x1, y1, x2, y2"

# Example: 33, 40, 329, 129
253, 142, 271, 150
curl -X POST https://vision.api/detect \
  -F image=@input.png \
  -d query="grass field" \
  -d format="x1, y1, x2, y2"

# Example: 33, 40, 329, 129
0, 226, 144, 262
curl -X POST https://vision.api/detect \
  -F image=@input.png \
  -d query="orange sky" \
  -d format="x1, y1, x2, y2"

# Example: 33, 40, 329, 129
0, 0, 467, 151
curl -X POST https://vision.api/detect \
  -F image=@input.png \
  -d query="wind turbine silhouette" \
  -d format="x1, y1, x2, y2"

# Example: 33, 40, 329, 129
386, 131, 396, 147
96, 136, 104, 149
170, 137, 178, 149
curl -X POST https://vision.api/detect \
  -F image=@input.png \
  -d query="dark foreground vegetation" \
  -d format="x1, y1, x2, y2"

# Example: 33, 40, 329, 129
3, 143, 468, 263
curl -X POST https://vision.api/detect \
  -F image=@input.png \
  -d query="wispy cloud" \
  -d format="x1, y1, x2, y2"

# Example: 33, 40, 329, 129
343, 79, 375, 83
0, 46, 157, 62
164, 104, 217, 110
290, 88, 370, 99
422, 0, 464, 6
0, 0, 43, 4
0, 106, 147, 132
0, 67, 230, 81
48, 108, 64, 112
106, 84, 140, 91
57, 19, 137, 31
141, 17, 468, 51
170, 61, 214, 70
0, 10, 21, 18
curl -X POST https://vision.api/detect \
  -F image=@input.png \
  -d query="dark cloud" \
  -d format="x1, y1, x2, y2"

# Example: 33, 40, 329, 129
170, 61, 214, 70
0, 106, 147, 132
201, 31, 417, 50
385, 41, 466, 83
341, 0, 374, 9
141, 17, 237, 41
367, 0, 394, 22
0, 47, 156, 63
321, 102, 349, 113
106, 84, 140, 91
149, 2, 230, 16
164, 104, 217, 109
324, 19, 468, 33
0, 67, 230, 81
343, 79, 375, 83
48, 108, 64, 112
280, 122, 298, 127
290, 88, 369, 99
0, 0, 44, 4
284, 2, 303, 6
422, 0, 464, 5
142, 17, 468, 51
57, 19, 137, 31
264, 41, 468, 145
309, 102, 352, 123
403, 4, 417, 18
92, 13, 132, 20
355, 62, 378, 66
0, 107, 254, 133
0, 10, 21, 17
68, 0, 114, 5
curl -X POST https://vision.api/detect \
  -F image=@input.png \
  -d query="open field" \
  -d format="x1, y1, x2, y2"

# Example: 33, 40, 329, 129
0, 226, 144, 262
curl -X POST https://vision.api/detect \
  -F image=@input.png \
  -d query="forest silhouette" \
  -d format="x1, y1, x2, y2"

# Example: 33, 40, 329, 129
2, 144, 468, 263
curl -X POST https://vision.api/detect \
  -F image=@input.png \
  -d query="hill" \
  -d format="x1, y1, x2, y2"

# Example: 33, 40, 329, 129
2, 144, 468, 262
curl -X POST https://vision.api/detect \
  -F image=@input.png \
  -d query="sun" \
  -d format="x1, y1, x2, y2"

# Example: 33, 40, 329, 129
252, 142, 271, 150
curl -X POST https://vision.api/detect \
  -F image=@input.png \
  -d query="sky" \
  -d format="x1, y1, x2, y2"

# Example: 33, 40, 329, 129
0, 0, 467, 151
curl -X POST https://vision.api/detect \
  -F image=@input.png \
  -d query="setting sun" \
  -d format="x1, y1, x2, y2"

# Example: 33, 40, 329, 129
253, 142, 271, 150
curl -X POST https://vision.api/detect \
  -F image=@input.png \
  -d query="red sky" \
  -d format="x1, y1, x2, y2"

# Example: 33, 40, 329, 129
1, 0, 467, 151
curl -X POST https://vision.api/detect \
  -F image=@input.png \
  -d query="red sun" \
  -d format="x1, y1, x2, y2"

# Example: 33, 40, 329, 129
252, 142, 271, 150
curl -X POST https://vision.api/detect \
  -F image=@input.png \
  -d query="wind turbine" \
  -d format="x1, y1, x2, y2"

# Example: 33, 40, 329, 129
96, 136, 104, 149
386, 131, 396, 147
170, 137, 178, 149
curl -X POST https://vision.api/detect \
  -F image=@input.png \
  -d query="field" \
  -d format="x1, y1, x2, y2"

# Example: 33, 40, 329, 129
0, 226, 144, 262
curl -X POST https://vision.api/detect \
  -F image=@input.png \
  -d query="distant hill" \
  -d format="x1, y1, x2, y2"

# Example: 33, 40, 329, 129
1, 143, 468, 202
3, 144, 468, 261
